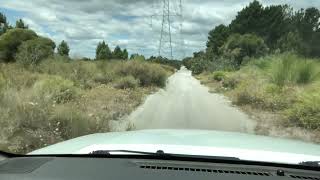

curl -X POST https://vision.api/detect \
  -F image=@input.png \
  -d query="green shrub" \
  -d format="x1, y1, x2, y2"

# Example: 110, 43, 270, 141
285, 90, 320, 130
94, 72, 116, 85
295, 60, 318, 84
33, 76, 78, 104
212, 71, 226, 81
270, 54, 319, 86
15, 37, 55, 66
222, 73, 240, 89
38, 60, 98, 88
220, 33, 269, 67
115, 61, 168, 87
114, 76, 140, 89
270, 54, 299, 86
0, 29, 38, 62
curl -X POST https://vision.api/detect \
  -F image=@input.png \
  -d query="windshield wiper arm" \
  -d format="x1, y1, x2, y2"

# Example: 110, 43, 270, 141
89, 149, 240, 161
90, 150, 166, 156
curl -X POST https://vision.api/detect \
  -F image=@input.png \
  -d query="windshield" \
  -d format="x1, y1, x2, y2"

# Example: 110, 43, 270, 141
0, 0, 320, 164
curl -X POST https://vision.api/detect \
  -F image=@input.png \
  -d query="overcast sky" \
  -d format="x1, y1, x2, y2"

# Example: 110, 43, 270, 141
0, 0, 319, 59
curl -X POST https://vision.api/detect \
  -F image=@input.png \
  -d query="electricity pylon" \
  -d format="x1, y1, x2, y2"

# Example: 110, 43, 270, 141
151, 0, 184, 60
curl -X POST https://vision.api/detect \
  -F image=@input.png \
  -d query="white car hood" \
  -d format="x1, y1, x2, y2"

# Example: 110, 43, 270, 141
30, 129, 320, 165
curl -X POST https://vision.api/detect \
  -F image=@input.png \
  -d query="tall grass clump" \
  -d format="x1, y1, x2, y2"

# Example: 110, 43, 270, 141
270, 53, 320, 86
270, 54, 298, 86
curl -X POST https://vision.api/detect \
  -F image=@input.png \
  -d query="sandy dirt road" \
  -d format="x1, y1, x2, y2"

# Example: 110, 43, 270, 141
121, 67, 256, 133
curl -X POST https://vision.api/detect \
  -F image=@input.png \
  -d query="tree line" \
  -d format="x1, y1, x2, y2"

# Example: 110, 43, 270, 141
0, 12, 133, 66
183, 0, 320, 74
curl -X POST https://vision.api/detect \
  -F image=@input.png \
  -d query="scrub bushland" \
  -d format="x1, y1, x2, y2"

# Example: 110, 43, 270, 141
0, 58, 173, 154
197, 53, 320, 143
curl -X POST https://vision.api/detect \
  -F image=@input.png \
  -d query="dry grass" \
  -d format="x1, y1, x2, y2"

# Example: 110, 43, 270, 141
0, 59, 172, 154
197, 54, 320, 143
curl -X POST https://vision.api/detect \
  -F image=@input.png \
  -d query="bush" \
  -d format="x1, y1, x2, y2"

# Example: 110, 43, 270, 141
0, 29, 38, 62
94, 72, 116, 85
295, 60, 318, 84
15, 37, 55, 66
38, 60, 98, 88
115, 61, 168, 87
222, 75, 239, 89
33, 76, 78, 104
270, 54, 319, 86
114, 76, 140, 89
212, 71, 226, 81
285, 90, 320, 130
220, 33, 269, 67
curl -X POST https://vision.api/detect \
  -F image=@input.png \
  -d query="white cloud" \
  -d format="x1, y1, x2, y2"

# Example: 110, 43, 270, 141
1, 0, 319, 59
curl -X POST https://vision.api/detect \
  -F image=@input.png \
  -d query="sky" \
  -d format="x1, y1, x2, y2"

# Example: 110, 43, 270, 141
0, 0, 319, 59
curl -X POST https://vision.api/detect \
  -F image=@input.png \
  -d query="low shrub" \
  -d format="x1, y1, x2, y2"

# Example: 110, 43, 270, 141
285, 85, 320, 130
33, 76, 78, 104
222, 73, 241, 89
94, 72, 116, 85
114, 76, 140, 89
212, 71, 226, 81
115, 61, 168, 87
295, 60, 319, 84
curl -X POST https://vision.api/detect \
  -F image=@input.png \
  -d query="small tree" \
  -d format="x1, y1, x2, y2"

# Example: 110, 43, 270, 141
122, 49, 128, 60
15, 37, 55, 66
112, 46, 123, 59
15, 19, 28, 29
0, 12, 9, 36
0, 28, 37, 62
95, 41, 111, 60
220, 33, 268, 67
57, 40, 70, 56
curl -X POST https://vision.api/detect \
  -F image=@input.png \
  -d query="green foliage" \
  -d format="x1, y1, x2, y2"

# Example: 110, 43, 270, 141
212, 71, 226, 81
15, 19, 28, 29
285, 88, 320, 130
0, 28, 37, 62
148, 56, 182, 69
0, 12, 10, 36
277, 31, 303, 53
115, 61, 168, 87
270, 54, 319, 86
114, 75, 140, 89
122, 49, 128, 60
15, 37, 55, 66
33, 76, 79, 104
94, 72, 116, 85
95, 41, 111, 60
112, 45, 123, 59
57, 40, 70, 56
229, 1, 290, 48
130, 53, 145, 61
206, 24, 230, 56
220, 33, 268, 68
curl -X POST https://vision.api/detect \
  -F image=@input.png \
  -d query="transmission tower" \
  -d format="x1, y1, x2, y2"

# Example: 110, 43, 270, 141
151, 0, 184, 60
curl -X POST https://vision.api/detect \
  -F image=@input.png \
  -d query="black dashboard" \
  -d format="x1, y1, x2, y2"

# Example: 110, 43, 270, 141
0, 156, 319, 180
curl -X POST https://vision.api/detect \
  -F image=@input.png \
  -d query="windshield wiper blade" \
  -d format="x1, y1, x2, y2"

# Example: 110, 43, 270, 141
88, 149, 240, 161
90, 150, 165, 156
299, 161, 320, 167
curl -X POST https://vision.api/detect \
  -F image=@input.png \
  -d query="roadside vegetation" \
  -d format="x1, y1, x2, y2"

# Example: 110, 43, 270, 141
0, 13, 175, 154
184, 1, 320, 142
